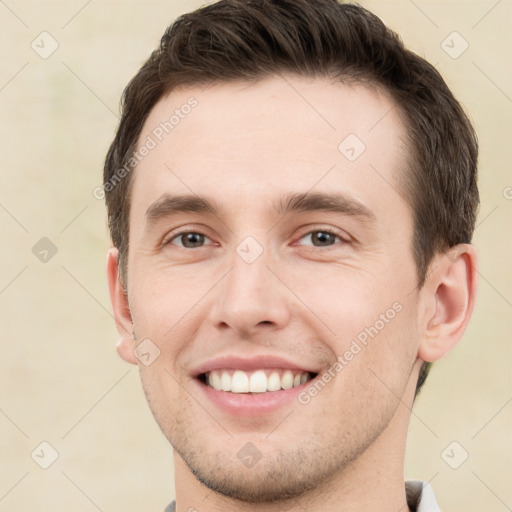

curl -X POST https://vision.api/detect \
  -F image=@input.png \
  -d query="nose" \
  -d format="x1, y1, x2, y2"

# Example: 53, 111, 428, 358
207, 249, 292, 336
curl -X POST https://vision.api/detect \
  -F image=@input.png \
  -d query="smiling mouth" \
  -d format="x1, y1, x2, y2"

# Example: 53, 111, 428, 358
198, 369, 318, 394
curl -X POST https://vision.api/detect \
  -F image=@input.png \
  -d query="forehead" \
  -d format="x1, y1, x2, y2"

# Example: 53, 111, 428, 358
130, 75, 410, 228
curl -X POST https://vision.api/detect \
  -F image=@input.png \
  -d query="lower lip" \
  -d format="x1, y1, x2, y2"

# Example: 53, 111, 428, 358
193, 377, 313, 416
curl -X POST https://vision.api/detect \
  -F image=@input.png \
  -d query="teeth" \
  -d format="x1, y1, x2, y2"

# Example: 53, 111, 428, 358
205, 369, 312, 393
232, 370, 249, 393
221, 372, 231, 392
249, 370, 267, 393
210, 371, 222, 391
281, 370, 293, 390
267, 372, 281, 392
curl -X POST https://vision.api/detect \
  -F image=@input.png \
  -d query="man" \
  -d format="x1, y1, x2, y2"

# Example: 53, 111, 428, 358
103, 1, 478, 510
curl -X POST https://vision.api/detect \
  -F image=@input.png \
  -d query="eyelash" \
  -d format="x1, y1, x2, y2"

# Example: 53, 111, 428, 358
294, 227, 347, 247
165, 230, 214, 248
164, 227, 349, 248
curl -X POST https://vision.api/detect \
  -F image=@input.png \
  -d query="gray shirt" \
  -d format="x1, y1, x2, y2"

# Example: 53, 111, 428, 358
164, 479, 440, 511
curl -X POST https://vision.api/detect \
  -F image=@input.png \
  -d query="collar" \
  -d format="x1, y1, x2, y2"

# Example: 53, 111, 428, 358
406, 480, 441, 512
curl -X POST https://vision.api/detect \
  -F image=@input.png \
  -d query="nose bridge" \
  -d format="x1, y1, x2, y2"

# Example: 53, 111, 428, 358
208, 242, 291, 334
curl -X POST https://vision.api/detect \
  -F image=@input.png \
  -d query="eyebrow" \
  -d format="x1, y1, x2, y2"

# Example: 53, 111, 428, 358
144, 191, 376, 231
274, 192, 376, 221
146, 194, 218, 222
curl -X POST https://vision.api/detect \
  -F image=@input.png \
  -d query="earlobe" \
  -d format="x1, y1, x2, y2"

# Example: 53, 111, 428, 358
106, 248, 138, 365
418, 244, 478, 363
116, 336, 138, 365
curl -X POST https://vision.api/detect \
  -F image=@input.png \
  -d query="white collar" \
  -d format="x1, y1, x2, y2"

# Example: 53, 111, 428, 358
406, 480, 441, 512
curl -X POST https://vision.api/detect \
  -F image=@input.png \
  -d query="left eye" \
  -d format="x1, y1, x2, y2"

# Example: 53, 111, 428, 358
169, 232, 211, 248
297, 230, 342, 247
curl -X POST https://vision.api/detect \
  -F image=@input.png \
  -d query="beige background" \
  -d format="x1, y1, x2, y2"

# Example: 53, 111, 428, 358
1, 0, 511, 510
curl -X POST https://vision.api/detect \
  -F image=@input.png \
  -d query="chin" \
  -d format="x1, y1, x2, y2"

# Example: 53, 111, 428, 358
182, 448, 328, 502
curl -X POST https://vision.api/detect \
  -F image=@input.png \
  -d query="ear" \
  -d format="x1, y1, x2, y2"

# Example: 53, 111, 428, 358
418, 244, 478, 362
106, 248, 137, 365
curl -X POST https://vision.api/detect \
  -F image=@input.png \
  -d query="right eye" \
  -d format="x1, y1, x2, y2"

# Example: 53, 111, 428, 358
168, 231, 212, 248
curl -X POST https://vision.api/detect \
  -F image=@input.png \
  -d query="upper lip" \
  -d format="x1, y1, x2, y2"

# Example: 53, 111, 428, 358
191, 354, 321, 377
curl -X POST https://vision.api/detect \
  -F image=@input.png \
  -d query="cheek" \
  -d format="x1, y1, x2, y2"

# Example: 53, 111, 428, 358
126, 276, 204, 404
137, 363, 189, 439
332, 299, 419, 411
290, 261, 419, 384
286, 261, 410, 335
128, 263, 214, 339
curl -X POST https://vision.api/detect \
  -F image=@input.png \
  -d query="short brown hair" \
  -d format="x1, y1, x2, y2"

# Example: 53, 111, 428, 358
103, 0, 479, 395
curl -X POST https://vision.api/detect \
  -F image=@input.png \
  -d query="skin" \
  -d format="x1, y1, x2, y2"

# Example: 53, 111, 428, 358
107, 75, 477, 512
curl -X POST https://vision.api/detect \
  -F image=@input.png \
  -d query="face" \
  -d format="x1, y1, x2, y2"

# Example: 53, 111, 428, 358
119, 76, 423, 501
